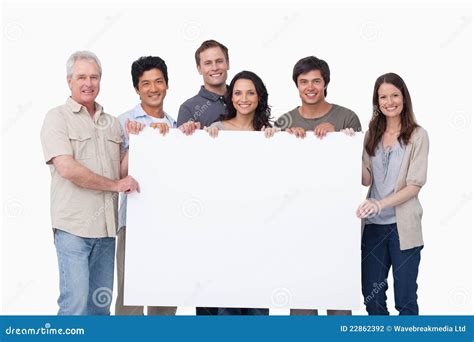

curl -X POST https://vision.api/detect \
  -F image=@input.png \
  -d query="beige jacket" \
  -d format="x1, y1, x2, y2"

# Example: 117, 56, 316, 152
362, 126, 429, 250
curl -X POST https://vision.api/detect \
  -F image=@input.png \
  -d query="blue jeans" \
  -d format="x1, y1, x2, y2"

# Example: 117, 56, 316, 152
361, 223, 422, 315
218, 308, 269, 315
196, 307, 219, 315
54, 229, 115, 315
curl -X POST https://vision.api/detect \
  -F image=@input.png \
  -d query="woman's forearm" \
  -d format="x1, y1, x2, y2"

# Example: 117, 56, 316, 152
379, 185, 421, 210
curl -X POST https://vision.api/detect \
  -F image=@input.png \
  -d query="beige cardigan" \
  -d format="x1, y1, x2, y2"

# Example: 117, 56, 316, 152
362, 126, 429, 250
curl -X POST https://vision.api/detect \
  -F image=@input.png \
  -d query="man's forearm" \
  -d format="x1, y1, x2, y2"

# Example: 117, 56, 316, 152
70, 164, 118, 192
120, 151, 129, 178
54, 156, 118, 192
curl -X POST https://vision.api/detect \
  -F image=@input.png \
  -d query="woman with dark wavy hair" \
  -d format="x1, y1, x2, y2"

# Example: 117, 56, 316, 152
356, 73, 429, 315
205, 70, 277, 137
205, 71, 277, 316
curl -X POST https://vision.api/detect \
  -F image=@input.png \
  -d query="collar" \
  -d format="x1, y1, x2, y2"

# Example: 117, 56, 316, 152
66, 97, 103, 115
198, 85, 227, 102
131, 104, 149, 119
132, 104, 174, 123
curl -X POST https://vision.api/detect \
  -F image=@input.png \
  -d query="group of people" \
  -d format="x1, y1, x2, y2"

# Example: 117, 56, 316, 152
40, 39, 429, 317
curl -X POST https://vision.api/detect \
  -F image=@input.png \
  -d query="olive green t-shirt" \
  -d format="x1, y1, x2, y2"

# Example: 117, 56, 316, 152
275, 104, 361, 131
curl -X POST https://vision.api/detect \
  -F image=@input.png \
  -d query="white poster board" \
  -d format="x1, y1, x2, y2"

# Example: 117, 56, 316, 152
125, 129, 363, 310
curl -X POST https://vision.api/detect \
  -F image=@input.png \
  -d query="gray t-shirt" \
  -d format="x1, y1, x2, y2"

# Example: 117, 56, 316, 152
274, 104, 361, 131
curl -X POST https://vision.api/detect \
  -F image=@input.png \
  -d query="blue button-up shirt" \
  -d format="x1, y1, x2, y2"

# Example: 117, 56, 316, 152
117, 104, 177, 230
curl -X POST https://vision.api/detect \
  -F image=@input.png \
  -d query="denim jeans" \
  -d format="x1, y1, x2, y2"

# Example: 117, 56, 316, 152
290, 309, 352, 315
217, 308, 269, 315
361, 223, 423, 315
196, 307, 219, 315
54, 229, 115, 315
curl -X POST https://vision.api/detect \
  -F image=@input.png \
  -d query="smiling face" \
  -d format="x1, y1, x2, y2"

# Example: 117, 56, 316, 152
232, 79, 258, 117
377, 82, 404, 118
135, 68, 168, 111
67, 59, 101, 107
197, 46, 229, 89
296, 69, 326, 106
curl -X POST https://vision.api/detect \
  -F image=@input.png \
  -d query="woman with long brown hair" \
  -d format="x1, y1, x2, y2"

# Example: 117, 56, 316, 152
204, 70, 278, 315
357, 73, 429, 315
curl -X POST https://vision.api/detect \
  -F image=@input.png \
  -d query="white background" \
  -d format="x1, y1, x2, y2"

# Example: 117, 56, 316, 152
1, 0, 472, 315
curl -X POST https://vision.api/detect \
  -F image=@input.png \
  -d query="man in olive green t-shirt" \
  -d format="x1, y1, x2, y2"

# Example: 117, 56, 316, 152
275, 56, 361, 137
275, 56, 360, 316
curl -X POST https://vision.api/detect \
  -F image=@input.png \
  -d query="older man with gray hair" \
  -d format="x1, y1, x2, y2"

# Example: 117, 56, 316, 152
40, 51, 139, 315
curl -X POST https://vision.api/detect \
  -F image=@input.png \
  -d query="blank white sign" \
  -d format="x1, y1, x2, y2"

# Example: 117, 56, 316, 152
125, 129, 363, 310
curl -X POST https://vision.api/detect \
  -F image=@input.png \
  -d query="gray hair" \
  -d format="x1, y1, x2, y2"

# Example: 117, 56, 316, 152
66, 51, 102, 78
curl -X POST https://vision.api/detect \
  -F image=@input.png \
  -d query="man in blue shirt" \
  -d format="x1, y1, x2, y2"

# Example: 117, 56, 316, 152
115, 56, 197, 315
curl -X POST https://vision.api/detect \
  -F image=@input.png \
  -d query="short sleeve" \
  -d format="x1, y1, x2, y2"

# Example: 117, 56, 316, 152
347, 112, 362, 131
40, 109, 72, 164
274, 113, 292, 130
118, 114, 129, 151
118, 123, 128, 160
406, 128, 429, 187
